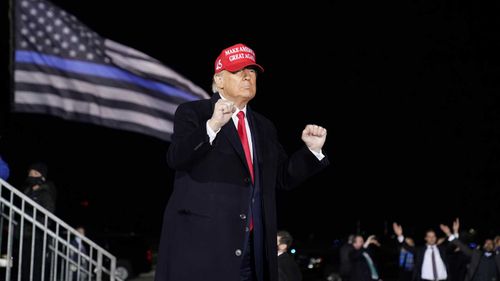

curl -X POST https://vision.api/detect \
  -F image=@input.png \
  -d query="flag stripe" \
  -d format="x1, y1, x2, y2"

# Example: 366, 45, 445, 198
104, 40, 155, 61
15, 70, 178, 116
15, 103, 171, 141
15, 91, 173, 134
105, 47, 208, 97
15, 63, 188, 104
104, 49, 195, 94
15, 50, 200, 101
16, 83, 175, 121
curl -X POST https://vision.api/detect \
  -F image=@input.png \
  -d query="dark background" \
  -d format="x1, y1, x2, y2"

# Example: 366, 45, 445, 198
2, 0, 500, 250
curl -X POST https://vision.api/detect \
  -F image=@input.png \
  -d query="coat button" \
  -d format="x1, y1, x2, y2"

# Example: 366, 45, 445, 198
240, 214, 246, 220
235, 249, 242, 256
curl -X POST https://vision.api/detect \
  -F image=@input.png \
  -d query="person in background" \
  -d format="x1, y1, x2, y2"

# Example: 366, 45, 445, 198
18, 162, 57, 281
494, 235, 500, 253
277, 230, 302, 281
397, 237, 414, 281
349, 235, 382, 281
71, 226, 89, 281
442, 218, 500, 281
22, 162, 56, 213
340, 234, 355, 281
393, 222, 451, 281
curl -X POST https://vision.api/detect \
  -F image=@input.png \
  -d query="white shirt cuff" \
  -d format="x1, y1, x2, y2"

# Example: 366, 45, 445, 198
448, 234, 457, 241
206, 121, 220, 144
309, 149, 325, 161
397, 235, 404, 243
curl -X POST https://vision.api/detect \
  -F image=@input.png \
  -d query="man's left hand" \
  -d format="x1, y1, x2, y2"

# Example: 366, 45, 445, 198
301, 124, 327, 153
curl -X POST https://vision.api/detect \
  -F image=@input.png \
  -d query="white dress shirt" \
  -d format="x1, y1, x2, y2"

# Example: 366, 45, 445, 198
421, 245, 447, 280
207, 105, 254, 162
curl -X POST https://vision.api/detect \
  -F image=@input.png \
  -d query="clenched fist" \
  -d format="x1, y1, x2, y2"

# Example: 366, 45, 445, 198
301, 124, 327, 153
208, 99, 236, 132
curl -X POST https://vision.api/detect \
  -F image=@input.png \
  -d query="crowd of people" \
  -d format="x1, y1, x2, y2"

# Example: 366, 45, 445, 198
336, 218, 500, 281
3, 150, 500, 281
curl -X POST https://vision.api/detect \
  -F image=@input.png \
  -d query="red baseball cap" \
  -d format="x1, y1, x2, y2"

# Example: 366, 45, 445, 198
214, 43, 264, 73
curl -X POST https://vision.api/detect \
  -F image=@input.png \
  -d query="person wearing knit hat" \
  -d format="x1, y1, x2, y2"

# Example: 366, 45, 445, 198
28, 162, 48, 180
18, 162, 57, 281
23, 161, 56, 213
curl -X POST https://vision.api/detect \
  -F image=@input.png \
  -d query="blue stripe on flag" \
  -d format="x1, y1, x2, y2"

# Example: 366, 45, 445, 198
15, 50, 199, 101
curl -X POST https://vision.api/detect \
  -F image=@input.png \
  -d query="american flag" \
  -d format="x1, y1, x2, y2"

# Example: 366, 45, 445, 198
12, 0, 209, 141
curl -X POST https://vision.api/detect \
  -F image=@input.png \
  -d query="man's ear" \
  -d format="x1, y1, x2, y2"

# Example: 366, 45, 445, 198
214, 73, 224, 89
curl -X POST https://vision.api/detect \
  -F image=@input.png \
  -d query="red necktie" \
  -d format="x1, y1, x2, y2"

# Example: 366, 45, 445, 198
237, 111, 254, 231
237, 111, 254, 183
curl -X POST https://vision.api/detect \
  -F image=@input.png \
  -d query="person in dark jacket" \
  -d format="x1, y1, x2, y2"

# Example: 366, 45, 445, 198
277, 230, 302, 281
340, 234, 355, 281
22, 162, 56, 213
442, 219, 500, 281
154, 43, 329, 281
396, 237, 415, 281
393, 223, 452, 281
349, 235, 381, 281
18, 162, 57, 281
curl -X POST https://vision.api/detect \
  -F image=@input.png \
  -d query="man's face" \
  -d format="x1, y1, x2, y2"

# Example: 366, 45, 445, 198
277, 235, 287, 253
425, 230, 437, 245
217, 68, 257, 104
353, 236, 364, 250
484, 239, 495, 252
495, 236, 500, 247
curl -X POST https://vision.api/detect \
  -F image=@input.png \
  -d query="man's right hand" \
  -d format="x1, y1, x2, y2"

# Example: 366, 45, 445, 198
208, 99, 236, 132
452, 218, 460, 234
393, 222, 403, 236
439, 224, 452, 237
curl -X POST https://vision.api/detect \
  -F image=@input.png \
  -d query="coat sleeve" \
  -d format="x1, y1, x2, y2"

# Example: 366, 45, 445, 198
400, 239, 416, 254
450, 238, 473, 257
167, 102, 214, 171
38, 189, 56, 213
272, 120, 329, 190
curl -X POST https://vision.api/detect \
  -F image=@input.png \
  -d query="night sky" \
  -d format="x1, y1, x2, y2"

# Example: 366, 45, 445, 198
2, 0, 500, 248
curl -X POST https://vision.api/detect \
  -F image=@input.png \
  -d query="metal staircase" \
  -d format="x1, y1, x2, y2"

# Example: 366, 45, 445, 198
0, 178, 121, 281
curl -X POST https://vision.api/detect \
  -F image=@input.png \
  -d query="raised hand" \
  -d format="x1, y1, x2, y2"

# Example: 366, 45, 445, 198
370, 237, 381, 247
393, 222, 403, 236
452, 218, 460, 234
208, 99, 236, 132
365, 235, 381, 247
301, 124, 327, 153
439, 224, 452, 236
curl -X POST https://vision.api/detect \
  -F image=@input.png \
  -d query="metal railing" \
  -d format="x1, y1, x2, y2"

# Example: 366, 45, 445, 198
0, 178, 122, 281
